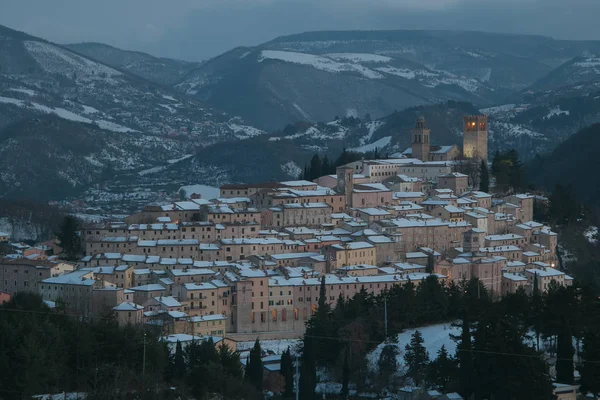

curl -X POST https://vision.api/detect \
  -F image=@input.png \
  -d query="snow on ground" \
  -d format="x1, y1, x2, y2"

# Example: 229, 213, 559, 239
480, 104, 517, 115
558, 244, 578, 265
492, 122, 544, 139
368, 323, 460, 373
259, 50, 383, 79
178, 184, 220, 200
95, 120, 136, 133
544, 106, 570, 119
325, 53, 392, 63
84, 155, 105, 167
360, 121, 385, 145
375, 67, 481, 92
160, 104, 177, 114
168, 154, 193, 164
584, 226, 598, 244
24, 40, 121, 80
9, 88, 36, 96
574, 57, 600, 68
81, 105, 99, 114
375, 66, 418, 79
161, 94, 177, 101
350, 136, 391, 153
293, 103, 311, 119
0, 217, 42, 242
281, 161, 302, 178
229, 123, 266, 139
0, 95, 135, 133
236, 339, 301, 355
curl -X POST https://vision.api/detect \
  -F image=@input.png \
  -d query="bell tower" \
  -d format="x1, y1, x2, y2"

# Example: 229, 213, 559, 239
463, 115, 488, 161
411, 116, 430, 161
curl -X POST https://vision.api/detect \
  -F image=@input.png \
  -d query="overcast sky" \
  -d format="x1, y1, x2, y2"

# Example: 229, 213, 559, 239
1, 0, 599, 61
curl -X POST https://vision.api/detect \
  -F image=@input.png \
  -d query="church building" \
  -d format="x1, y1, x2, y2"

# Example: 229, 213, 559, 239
403, 115, 488, 162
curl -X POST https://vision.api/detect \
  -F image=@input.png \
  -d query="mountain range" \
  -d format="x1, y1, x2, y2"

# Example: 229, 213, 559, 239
3, 24, 600, 210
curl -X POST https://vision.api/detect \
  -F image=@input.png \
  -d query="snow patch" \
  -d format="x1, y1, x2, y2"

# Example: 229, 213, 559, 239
9, 88, 36, 96
350, 136, 391, 153
368, 323, 460, 373
95, 120, 136, 133
325, 53, 392, 63
229, 123, 266, 139
292, 103, 310, 120
480, 104, 517, 115
161, 94, 177, 101
584, 226, 598, 244
574, 58, 600, 68
84, 156, 105, 167
178, 184, 220, 200
544, 106, 570, 119
360, 121, 385, 145
281, 161, 302, 178
159, 104, 177, 114
81, 105, 99, 114
259, 50, 383, 79
167, 154, 193, 164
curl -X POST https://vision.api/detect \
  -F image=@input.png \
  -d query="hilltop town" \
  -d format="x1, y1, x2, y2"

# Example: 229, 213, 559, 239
0, 115, 566, 338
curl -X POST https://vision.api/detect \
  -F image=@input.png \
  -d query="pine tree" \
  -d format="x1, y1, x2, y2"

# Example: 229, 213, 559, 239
404, 330, 429, 386
378, 343, 398, 392
427, 345, 457, 392
479, 159, 489, 192
246, 339, 263, 392
280, 347, 294, 398
340, 346, 350, 399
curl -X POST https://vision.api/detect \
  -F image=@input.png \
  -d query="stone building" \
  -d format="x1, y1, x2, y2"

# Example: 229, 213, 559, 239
463, 115, 488, 161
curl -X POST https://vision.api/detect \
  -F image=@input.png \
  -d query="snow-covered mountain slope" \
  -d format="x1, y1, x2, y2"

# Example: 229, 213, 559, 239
65, 42, 201, 85
0, 25, 266, 200
179, 30, 600, 130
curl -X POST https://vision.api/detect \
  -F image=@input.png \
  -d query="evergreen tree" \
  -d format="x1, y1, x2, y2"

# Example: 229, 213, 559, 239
219, 343, 243, 379
173, 340, 186, 379
456, 317, 473, 398
426, 254, 435, 274
56, 215, 81, 260
340, 346, 350, 399
556, 328, 574, 384
299, 337, 316, 400
246, 339, 264, 392
404, 330, 429, 386
377, 343, 398, 392
479, 159, 489, 192
427, 345, 457, 392
309, 154, 322, 181
280, 347, 294, 398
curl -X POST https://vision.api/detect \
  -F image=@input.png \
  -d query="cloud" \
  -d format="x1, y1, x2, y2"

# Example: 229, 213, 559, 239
0, 0, 598, 60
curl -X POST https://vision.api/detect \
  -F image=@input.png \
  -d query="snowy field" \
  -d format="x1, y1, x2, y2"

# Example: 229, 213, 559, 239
350, 136, 391, 153
178, 184, 220, 200
368, 323, 460, 373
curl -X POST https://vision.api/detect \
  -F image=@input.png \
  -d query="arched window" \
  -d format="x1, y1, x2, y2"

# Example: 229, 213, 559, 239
294, 307, 299, 320
282, 309, 287, 322
311, 304, 317, 316
271, 309, 277, 321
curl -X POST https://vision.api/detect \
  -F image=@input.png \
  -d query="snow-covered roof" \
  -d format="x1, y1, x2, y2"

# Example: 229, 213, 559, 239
113, 302, 144, 311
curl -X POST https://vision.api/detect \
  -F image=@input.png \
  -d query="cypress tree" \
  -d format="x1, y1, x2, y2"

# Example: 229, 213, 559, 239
457, 317, 473, 398
246, 339, 263, 392
426, 254, 435, 274
427, 345, 457, 392
340, 346, 350, 399
479, 159, 489, 192
556, 328, 574, 384
281, 347, 294, 398
173, 340, 186, 379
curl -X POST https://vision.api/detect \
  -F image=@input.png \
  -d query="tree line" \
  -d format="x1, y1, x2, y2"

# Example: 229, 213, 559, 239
301, 148, 388, 181
297, 275, 600, 399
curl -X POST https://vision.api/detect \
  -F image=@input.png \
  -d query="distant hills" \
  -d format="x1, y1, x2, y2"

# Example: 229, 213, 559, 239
3, 24, 600, 207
